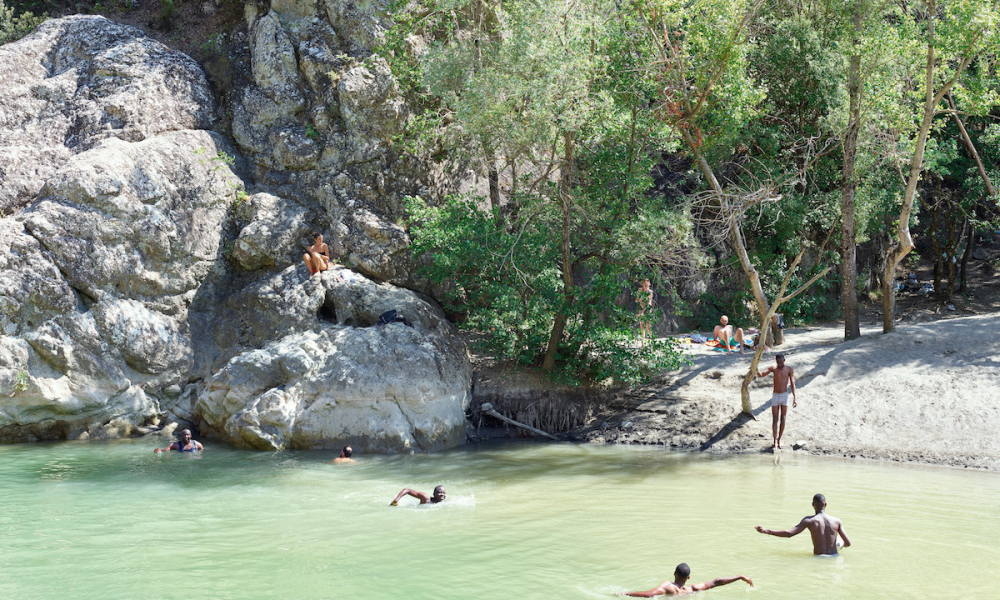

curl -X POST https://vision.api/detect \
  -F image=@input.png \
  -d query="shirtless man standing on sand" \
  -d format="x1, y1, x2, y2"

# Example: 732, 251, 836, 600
619, 563, 753, 597
303, 232, 331, 277
755, 493, 851, 555
756, 353, 796, 450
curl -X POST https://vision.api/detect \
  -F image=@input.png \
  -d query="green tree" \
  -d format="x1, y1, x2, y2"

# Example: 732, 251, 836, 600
396, 0, 690, 382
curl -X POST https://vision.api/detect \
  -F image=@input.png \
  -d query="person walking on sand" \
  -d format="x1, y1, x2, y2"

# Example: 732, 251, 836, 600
619, 563, 753, 597
303, 232, 331, 277
755, 493, 851, 555
756, 353, 796, 450
636, 278, 654, 341
390, 485, 446, 506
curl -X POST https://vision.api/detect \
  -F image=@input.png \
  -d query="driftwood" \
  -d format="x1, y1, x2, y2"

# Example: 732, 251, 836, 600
479, 403, 560, 441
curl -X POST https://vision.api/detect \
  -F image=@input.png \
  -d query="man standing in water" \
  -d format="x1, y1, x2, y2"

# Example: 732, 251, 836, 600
390, 485, 446, 506
756, 353, 796, 450
620, 563, 753, 596
755, 493, 851, 555
331, 446, 355, 464
153, 429, 204, 453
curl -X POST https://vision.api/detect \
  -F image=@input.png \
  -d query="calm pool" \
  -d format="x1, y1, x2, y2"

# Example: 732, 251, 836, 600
1, 440, 997, 599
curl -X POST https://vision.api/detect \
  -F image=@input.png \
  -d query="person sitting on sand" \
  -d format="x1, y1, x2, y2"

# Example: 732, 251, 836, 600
755, 493, 851, 555
153, 429, 204, 453
303, 232, 331, 277
756, 353, 796, 450
620, 563, 753, 597
331, 446, 355, 464
712, 315, 748, 353
390, 485, 446, 506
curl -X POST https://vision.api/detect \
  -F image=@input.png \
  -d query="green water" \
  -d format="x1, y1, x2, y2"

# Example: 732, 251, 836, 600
1, 441, 998, 599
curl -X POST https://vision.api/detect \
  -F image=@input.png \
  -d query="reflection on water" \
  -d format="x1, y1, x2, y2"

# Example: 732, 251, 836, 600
1, 440, 998, 600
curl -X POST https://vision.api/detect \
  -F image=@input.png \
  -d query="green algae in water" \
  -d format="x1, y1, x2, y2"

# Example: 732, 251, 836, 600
1, 440, 998, 599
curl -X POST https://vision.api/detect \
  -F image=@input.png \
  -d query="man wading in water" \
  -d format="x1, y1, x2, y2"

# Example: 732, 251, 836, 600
755, 493, 851, 555
756, 353, 796, 450
620, 563, 753, 596
390, 485, 445, 506
153, 429, 204, 453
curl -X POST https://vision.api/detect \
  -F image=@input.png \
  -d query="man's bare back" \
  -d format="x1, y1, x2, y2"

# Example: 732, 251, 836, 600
797, 512, 847, 555
755, 494, 851, 555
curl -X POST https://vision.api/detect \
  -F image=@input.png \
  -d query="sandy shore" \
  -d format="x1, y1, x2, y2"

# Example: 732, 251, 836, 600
570, 313, 1000, 470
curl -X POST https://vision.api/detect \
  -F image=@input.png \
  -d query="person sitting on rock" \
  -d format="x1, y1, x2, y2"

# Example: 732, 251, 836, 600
331, 446, 355, 464
153, 429, 204, 453
390, 485, 446, 506
713, 315, 748, 353
303, 232, 331, 277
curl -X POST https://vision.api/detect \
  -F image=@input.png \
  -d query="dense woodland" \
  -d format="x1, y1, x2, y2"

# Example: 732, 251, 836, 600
4, 0, 1000, 387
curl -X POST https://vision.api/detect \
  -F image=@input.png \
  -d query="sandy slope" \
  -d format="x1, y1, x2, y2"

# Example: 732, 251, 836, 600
571, 313, 1000, 470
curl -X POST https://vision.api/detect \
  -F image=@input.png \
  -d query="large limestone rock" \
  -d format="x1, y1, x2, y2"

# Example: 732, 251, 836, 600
0, 16, 216, 213
197, 268, 471, 452
0, 15, 475, 453
0, 128, 244, 442
227, 3, 431, 283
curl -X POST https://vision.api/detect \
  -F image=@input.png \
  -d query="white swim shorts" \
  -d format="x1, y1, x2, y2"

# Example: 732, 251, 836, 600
771, 392, 790, 407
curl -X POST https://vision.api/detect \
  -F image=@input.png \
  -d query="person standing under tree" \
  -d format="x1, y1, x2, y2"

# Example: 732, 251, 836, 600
636, 278, 654, 341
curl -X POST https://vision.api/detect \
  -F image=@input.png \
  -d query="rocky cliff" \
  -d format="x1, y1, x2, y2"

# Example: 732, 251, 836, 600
0, 14, 471, 452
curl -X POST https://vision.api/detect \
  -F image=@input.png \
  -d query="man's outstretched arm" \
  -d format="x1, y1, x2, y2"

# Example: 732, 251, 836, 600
619, 582, 671, 597
755, 520, 807, 537
390, 489, 430, 506
690, 575, 753, 592
756, 366, 775, 378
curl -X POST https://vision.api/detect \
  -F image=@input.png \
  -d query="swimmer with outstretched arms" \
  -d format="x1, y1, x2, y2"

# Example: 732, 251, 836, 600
755, 493, 851, 555
153, 429, 204, 453
619, 563, 753, 596
390, 485, 445, 506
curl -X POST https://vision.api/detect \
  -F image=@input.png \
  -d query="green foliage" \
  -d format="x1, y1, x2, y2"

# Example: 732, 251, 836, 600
14, 370, 29, 392
155, 0, 175, 31
304, 123, 320, 141
407, 194, 687, 384
0, 0, 44, 45
200, 33, 226, 57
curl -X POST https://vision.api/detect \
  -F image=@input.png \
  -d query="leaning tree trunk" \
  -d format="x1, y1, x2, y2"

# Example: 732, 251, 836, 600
681, 128, 772, 324
882, 0, 976, 331
740, 251, 832, 413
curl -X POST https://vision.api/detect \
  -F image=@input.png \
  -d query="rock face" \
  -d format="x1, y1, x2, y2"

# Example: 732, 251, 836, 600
0, 16, 473, 452
0, 16, 216, 214
226, 1, 436, 284
197, 267, 471, 452
0, 128, 243, 442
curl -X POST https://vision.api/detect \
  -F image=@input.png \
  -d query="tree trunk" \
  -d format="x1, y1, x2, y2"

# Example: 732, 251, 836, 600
882, 0, 937, 332
541, 131, 576, 373
680, 128, 771, 324
959, 221, 974, 292
841, 19, 863, 340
